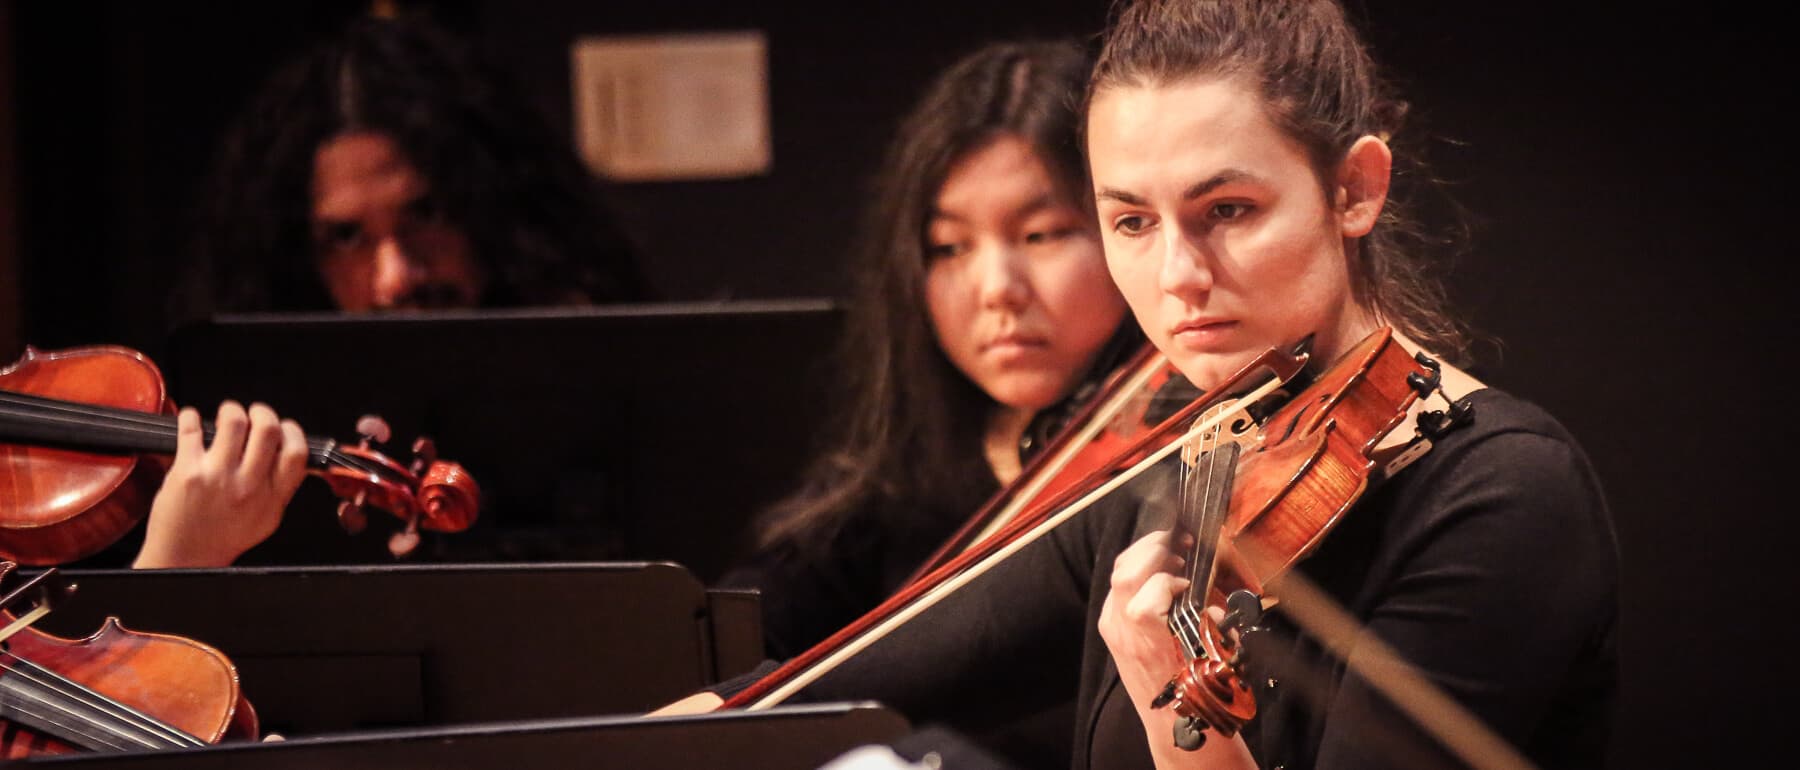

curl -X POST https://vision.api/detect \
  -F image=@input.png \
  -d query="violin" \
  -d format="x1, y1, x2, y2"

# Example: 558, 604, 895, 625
1150, 328, 1472, 749
0, 562, 256, 756
0, 345, 480, 565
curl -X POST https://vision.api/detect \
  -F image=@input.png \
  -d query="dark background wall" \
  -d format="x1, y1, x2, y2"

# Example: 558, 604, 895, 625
1, 1, 1789, 767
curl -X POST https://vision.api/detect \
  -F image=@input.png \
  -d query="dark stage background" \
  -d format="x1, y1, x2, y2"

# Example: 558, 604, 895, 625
1, 2, 1788, 767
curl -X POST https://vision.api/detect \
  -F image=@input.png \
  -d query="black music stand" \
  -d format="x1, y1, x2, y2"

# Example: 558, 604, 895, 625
28, 703, 909, 770
35, 563, 765, 736
159, 300, 842, 581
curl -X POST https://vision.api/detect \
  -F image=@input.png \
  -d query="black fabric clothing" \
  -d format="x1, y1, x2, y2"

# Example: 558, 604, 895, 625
786, 388, 1618, 769
723, 490, 994, 660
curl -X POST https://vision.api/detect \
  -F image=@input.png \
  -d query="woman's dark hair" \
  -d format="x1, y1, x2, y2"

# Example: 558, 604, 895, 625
1090, 0, 1468, 362
180, 14, 645, 317
758, 40, 1117, 549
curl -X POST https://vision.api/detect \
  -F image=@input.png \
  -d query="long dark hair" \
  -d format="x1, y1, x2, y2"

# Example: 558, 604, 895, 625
178, 14, 645, 317
758, 40, 1124, 550
1090, 0, 1469, 362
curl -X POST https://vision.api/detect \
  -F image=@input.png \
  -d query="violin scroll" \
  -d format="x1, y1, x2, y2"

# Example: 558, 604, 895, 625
321, 416, 480, 557
1154, 589, 1265, 749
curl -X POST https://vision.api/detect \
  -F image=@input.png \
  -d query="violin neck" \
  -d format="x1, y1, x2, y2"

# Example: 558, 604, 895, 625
0, 390, 336, 470
1170, 439, 1239, 655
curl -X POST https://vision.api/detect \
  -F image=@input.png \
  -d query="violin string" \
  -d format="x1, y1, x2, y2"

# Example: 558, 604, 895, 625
0, 658, 202, 748
1171, 605, 1204, 657
0, 699, 137, 751
1174, 417, 1221, 616
1198, 420, 1224, 606
0, 654, 204, 746
0, 393, 190, 452
0, 390, 397, 479
1192, 422, 1219, 610
0, 656, 201, 749
1171, 403, 1239, 659
0, 391, 179, 433
1170, 434, 1203, 656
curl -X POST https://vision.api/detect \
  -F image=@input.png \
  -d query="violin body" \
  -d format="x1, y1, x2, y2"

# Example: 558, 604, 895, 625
1212, 328, 1426, 595
0, 347, 170, 565
0, 611, 257, 757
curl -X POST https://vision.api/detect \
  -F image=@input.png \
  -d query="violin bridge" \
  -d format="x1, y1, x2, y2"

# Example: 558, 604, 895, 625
1179, 399, 1256, 468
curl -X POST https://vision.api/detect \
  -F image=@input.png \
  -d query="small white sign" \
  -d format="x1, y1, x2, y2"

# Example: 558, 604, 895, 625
572, 31, 771, 181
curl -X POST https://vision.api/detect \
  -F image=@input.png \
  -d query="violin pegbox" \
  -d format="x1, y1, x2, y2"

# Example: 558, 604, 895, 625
319, 413, 480, 557
384, 437, 437, 558
332, 414, 393, 536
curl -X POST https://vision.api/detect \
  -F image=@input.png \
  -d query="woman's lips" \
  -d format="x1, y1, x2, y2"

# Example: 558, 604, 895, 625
982, 334, 1050, 360
1170, 320, 1238, 349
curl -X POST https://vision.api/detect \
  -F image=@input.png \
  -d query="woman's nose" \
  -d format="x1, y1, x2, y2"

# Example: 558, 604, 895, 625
975, 242, 1031, 311
1157, 228, 1213, 299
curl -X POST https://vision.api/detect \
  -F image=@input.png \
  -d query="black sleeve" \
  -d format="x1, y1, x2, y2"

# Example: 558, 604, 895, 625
1312, 431, 1618, 769
789, 466, 1164, 744
718, 519, 894, 660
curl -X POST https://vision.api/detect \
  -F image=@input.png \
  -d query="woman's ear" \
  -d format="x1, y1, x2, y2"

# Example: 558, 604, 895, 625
1336, 135, 1392, 238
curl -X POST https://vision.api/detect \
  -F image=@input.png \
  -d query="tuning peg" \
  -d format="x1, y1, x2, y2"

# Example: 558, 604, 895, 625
1173, 716, 1207, 751
1151, 679, 1178, 710
1222, 590, 1264, 633
388, 512, 422, 558
337, 491, 368, 534
409, 437, 437, 476
356, 414, 392, 445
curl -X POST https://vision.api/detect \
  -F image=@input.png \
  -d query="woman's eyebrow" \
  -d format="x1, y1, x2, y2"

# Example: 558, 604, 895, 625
1183, 169, 1258, 200
1095, 169, 1261, 206
1094, 187, 1146, 206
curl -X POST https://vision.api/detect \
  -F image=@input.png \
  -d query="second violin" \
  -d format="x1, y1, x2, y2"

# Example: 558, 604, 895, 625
0, 345, 479, 565
0, 563, 257, 757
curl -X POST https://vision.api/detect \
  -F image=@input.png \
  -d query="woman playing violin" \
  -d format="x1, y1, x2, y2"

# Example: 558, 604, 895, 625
737, 2, 1618, 768
722, 41, 1136, 659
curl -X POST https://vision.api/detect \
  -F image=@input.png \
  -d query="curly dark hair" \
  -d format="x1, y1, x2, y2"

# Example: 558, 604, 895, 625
757, 40, 1138, 550
178, 14, 645, 317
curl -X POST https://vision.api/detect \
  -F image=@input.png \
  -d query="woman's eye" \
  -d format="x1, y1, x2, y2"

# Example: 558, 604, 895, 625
1112, 215, 1151, 237
926, 242, 963, 260
1023, 227, 1075, 244
1211, 202, 1253, 221
319, 222, 363, 250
